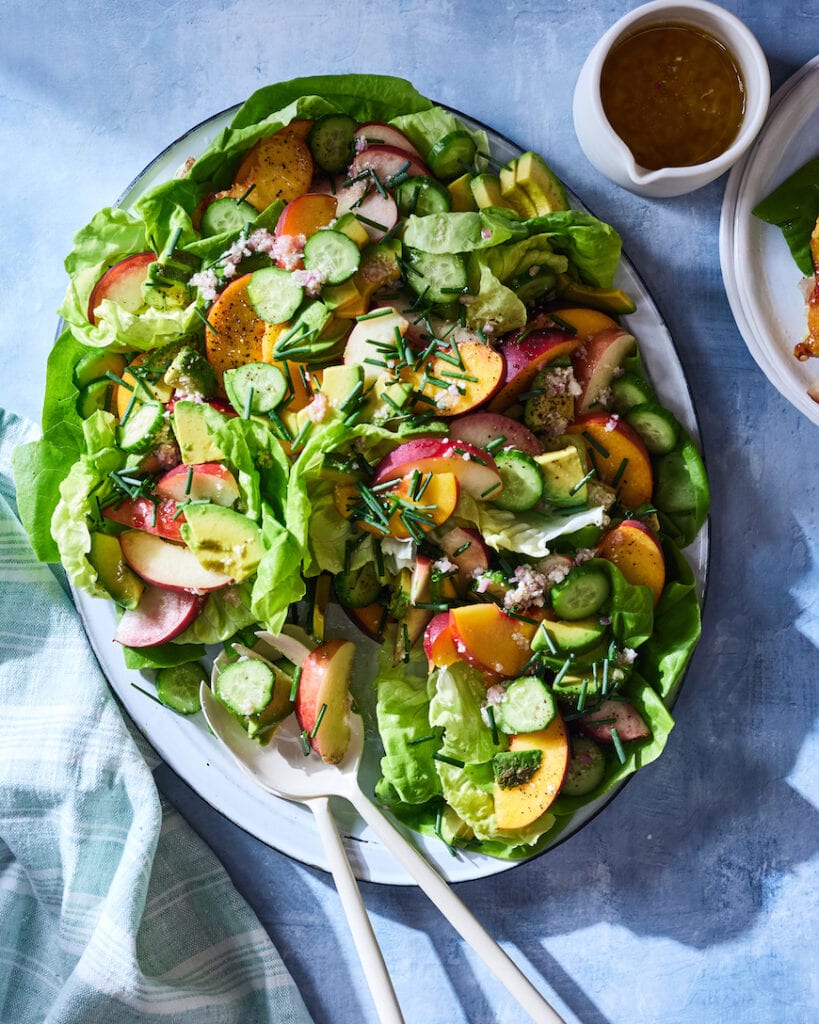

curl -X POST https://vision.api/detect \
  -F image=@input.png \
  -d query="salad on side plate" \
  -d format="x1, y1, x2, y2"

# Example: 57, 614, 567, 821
15, 75, 709, 861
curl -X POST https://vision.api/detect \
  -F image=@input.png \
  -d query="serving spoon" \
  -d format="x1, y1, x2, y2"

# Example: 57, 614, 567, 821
200, 682, 566, 1024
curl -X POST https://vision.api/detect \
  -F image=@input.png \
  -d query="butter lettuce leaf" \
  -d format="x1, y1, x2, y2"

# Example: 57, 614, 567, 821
429, 662, 505, 764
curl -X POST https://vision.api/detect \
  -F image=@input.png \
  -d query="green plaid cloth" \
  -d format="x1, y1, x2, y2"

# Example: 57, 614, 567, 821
0, 410, 313, 1024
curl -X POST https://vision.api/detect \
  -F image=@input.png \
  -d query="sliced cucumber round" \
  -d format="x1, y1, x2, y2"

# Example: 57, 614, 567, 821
308, 113, 357, 174
493, 676, 557, 735
491, 449, 543, 511
625, 402, 679, 455
404, 247, 467, 304
560, 736, 606, 797
214, 659, 274, 717
333, 562, 383, 608
224, 361, 288, 416
155, 662, 208, 715
201, 196, 258, 238
394, 176, 451, 217
247, 266, 304, 324
426, 130, 478, 180
550, 564, 610, 620
610, 372, 654, 414
117, 400, 166, 453
303, 229, 361, 285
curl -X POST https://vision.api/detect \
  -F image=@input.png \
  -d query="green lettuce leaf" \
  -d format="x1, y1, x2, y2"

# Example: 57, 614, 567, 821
429, 662, 505, 764
175, 583, 257, 645
375, 663, 443, 805
121, 643, 206, 670
521, 210, 623, 288
389, 105, 487, 162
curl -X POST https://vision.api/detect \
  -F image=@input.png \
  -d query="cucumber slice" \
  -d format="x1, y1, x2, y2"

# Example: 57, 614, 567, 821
303, 229, 361, 285
493, 676, 557, 735
224, 361, 288, 415
491, 449, 544, 511
404, 248, 467, 304
426, 130, 478, 180
247, 266, 304, 324
214, 659, 274, 717
610, 372, 654, 414
308, 113, 357, 174
117, 400, 166, 453
550, 565, 610, 620
394, 176, 452, 217
200, 196, 257, 238
333, 562, 383, 608
625, 402, 679, 455
155, 661, 208, 715
560, 736, 606, 797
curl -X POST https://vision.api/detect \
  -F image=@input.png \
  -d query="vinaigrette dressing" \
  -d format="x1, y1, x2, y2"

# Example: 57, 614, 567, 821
600, 23, 746, 170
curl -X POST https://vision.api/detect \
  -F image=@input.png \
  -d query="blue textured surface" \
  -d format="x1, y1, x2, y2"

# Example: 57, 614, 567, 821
2, 2, 817, 1021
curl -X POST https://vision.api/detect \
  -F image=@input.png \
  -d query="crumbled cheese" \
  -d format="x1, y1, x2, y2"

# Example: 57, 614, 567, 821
617, 647, 637, 667
528, 265, 541, 277
433, 557, 458, 575
305, 392, 330, 423
503, 563, 548, 610
485, 684, 505, 706
435, 382, 462, 410
472, 571, 492, 594
291, 268, 325, 297
271, 232, 306, 271
354, 135, 368, 155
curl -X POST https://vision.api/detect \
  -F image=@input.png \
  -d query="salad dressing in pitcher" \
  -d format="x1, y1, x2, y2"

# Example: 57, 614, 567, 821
600, 23, 746, 170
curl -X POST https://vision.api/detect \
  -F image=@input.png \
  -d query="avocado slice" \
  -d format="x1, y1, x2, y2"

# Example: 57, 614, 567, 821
498, 163, 540, 217
469, 173, 513, 211
534, 615, 608, 655
87, 532, 144, 609
508, 151, 569, 214
180, 504, 264, 582
535, 444, 589, 506
447, 172, 478, 212
321, 363, 363, 408
556, 273, 637, 315
172, 400, 226, 465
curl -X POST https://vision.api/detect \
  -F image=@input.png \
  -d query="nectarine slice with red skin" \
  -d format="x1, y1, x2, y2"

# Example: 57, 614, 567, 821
273, 193, 338, 268
103, 496, 185, 543
547, 306, 620, 339
449, 411, 544, 456
572, 327, 637, 413
295, 638, 355, 763
334, 471, 459, 541
155, 462, 240, 507
204, 273, 266, 387
405, 342, 505, 416
119, 530, 233, 592
488, 328, 580, 411
580, 699, 650, 743
493, 717, 570, 830
353, 123, 425, 161
372, 437, 502, 499
596, 518, 666, 605
87, 252, 155, 325
114, 585, 205, 647
565, 412, 653, 509
449, 603, 541, 681
423, 612, 460, 668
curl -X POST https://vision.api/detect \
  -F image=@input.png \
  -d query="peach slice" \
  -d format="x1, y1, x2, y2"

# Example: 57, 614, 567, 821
343, 602, 390, 642
295, 638, 355, 763
547, 306, 620, 339
423, 612, 460, 669
449, 603, 540, 680
565, 412, 653, 509
232, 126, 314, 210
353, 122, 424, 161
119, 530, 232, 592
113, 585, 205, 647
334, 471, 459, 541
343, 308, 409, 385
87, 252, 154, 325
204, 273, 266, 387
488, 327, 580, 411
404, 342, 505, 416
372, 437, 502, 500
437, 525, 490, 594
493, 717, 570, 830
596, 519, 666, 604
572, 327, 636, 412
155, 462, 240, 507
273, 192, 338, 270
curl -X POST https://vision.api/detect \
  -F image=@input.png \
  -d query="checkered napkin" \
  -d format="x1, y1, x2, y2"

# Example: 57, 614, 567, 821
0, 409, 313, 1024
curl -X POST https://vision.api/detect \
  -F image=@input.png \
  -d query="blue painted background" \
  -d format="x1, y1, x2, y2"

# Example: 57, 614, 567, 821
2, 1, 817, 1021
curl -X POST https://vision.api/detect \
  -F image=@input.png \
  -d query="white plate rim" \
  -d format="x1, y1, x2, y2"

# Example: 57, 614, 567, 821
720, 55, 819, 427
70, 97, 710, 885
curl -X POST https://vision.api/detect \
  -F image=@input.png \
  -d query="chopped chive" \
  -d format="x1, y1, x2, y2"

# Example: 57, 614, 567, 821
356, 307, 395, 321
339, 379, 364, 413
480, 482, 501, 498
104, 371, 133, 391
118, 390, 138, 428
611, 727, 626, 764
291, 418, 313, 452
507, 610, 539, 625
601, 658, 610, 696
414, 471, 433, 502
130, 682, 167, 707
376, 604, 389, 638
268, 411, 293, 442
310, 703, 328, 738
583, 430, 610, 459
374, 540, 385, 579
452, 541, 472, 557
516, 388, 545, 402
551, 313, 578, 334
569, 468, 596, 495
413, 602, 449, 612
193, 306, 218, 333
612, 457, 629, 489
184, 466, 194, 496
486, 704, 499, 746
355, 213, 388, 231
433, 752, 465, 768
537, 620, 557, 654
289, 665, 302, 702
236, 182, 256, 204
408, 733, 438, 746
484, 435, 507, 455
402, 622, 410, 663
300, 729, 312, 756
408, 468, 422, 501
441, 370, 479, 383
553, 653, 575, 687
578, 676, 589, 712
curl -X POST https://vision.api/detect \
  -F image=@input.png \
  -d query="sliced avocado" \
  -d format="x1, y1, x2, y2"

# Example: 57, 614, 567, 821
535, 445, 589, 506
493, 749, 543, 789
498, 163, 540, 218
77, 378, 115, 419
87, 532, 144, 609
172, 400, 226, 465
469, 173, 512, 211
447, 172, 478, 212
556, 273, 636, 315
524, 363, 576, 433
180, 504, 264, 582
321, 363, 364, 409
333, 212, 370, 248
322, 277, 364, 315
561, 736, 606, 797
367, 376, 413, 423
534, 616, 608, 655
74, 349, 127, 388
511, 151, 569, 214
552, 670, 603, 707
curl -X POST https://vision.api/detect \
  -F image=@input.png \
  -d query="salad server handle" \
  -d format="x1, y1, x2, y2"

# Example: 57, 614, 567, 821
346, 787, 566, 1024
310, 796, 405, 1024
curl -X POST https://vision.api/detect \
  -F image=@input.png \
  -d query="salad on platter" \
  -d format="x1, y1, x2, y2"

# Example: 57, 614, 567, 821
15, 75, 709, 860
